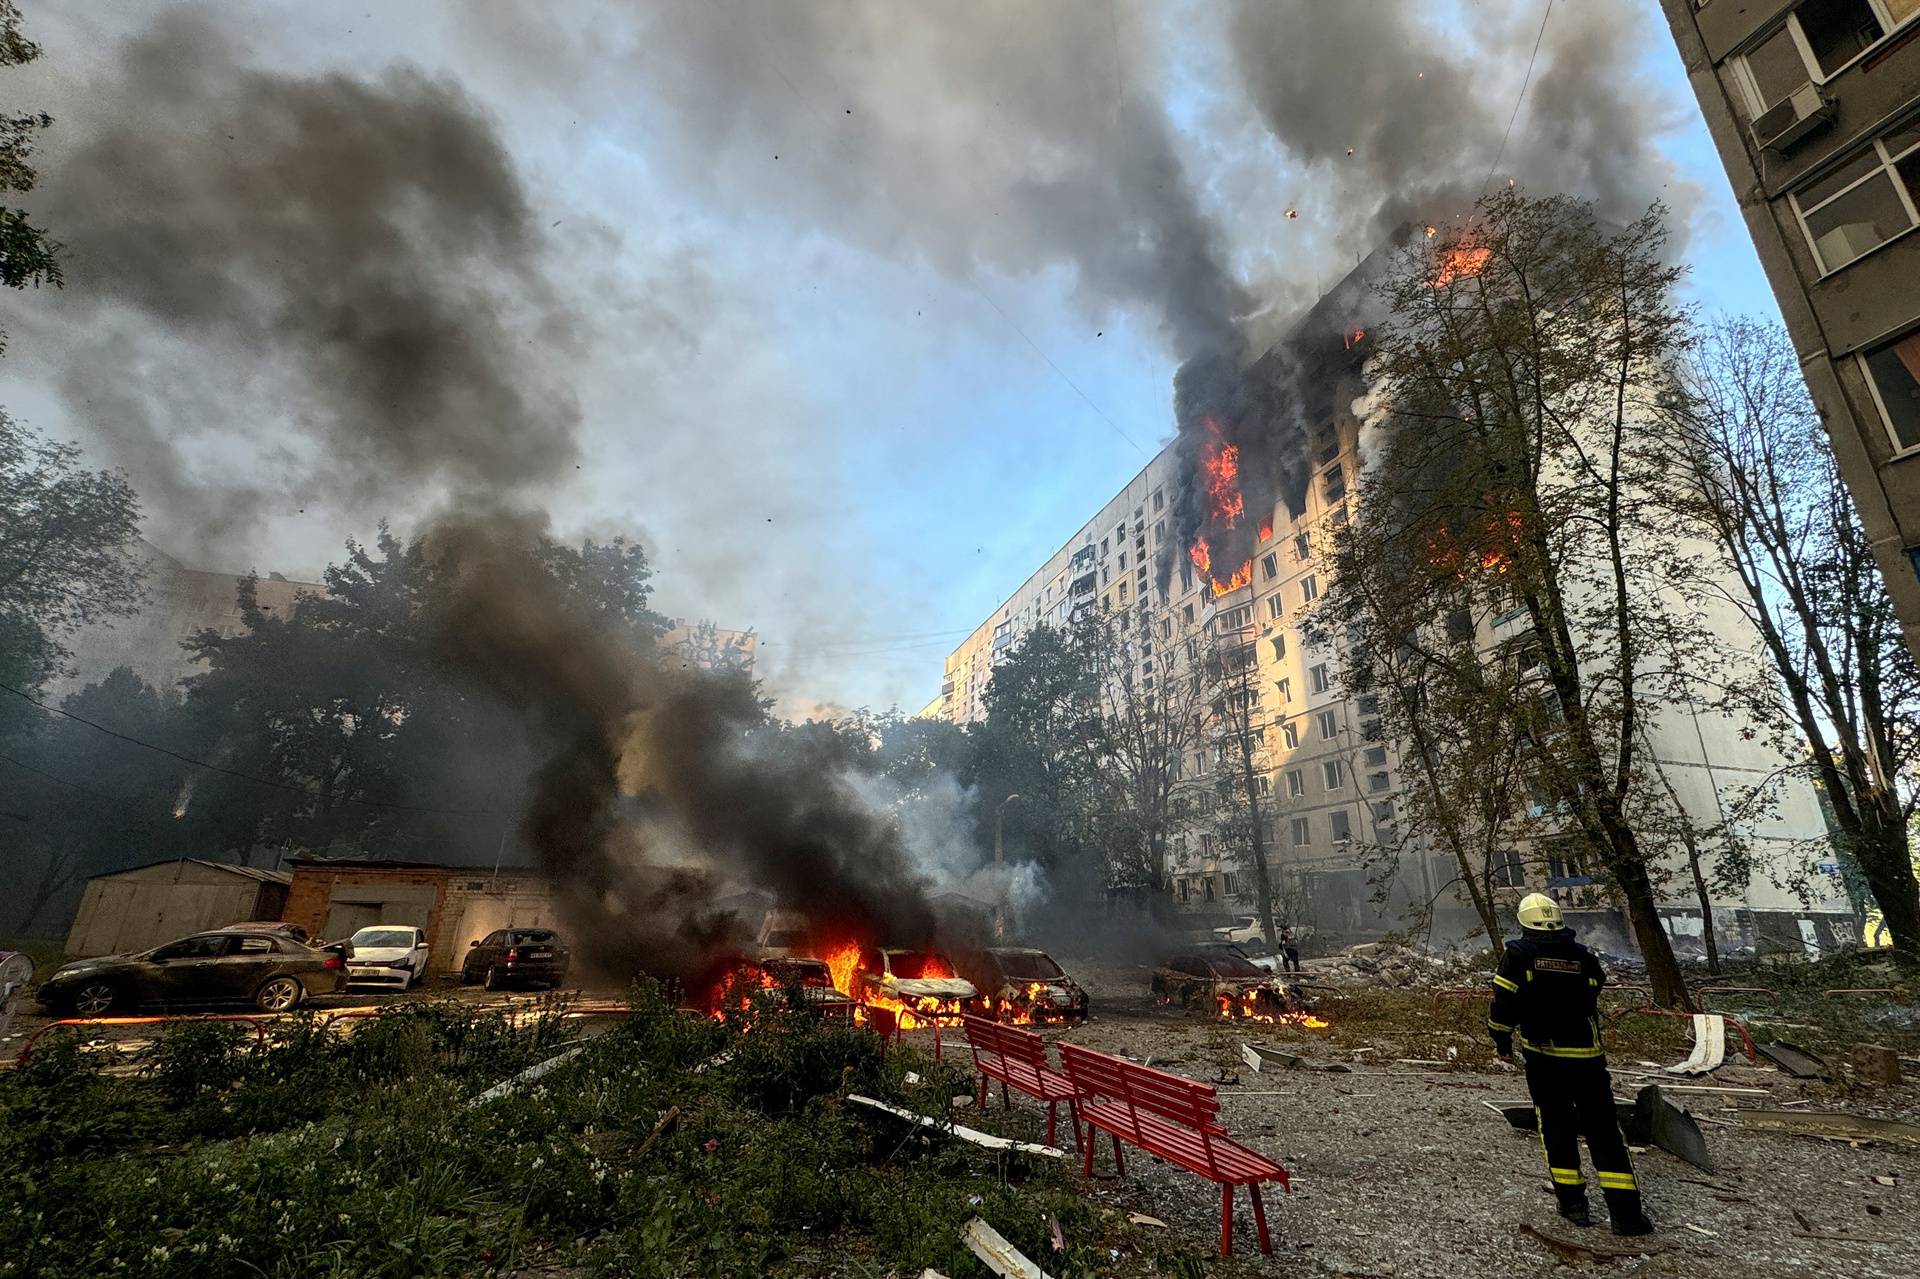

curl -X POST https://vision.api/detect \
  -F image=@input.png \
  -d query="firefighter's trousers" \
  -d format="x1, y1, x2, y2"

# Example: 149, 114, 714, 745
1522, 1051, 1642, 1216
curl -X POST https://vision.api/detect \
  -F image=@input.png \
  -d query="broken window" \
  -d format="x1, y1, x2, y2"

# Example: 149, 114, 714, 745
1329, 809, 1352, 841
1271, 632, 1287, 660
1794, 124, 1920, 272
1300, 574, 1319, 603
1863, 324, 1920, 451
1368, 769, 1390, 792
1274, 677, 1292, 703
1294, 532, 1310, 561
1280, 720, 1300, 749
1310, 663, 1331, 694
1260, 552, 1279, 580
1287, 768, 1305, 797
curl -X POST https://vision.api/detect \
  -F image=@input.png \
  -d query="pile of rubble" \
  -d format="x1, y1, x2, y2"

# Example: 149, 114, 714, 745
1310, 941, 1478, 989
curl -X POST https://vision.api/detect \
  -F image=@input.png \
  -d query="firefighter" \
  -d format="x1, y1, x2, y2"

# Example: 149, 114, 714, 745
1487, 893, 1654, 1236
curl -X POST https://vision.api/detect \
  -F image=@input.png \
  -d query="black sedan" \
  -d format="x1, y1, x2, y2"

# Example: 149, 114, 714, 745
36, 927, 350, 1015
460, 928, 570, 990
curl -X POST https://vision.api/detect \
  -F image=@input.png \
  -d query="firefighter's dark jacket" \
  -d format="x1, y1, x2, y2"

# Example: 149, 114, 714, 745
1487, 929, 1606, 1059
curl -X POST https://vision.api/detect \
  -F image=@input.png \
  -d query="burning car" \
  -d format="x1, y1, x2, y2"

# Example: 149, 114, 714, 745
1152, 944, 1325, 1027
711, 956, 858, 1022
964, 946, 1089, 1023
837, 944, 976, 1028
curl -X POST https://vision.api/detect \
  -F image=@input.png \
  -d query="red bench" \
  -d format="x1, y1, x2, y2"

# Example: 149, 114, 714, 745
1056, 1041, 1289, 1257
960, 1014, 1079, 1149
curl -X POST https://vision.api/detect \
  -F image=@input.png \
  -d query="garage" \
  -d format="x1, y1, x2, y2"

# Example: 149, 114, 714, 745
65, 859, 292, 958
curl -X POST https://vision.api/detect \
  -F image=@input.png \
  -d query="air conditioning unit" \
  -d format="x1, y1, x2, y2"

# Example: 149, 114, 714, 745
1751, 82, 1835, 154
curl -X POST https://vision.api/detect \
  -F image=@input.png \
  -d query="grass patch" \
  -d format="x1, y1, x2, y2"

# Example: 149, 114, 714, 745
0, 985, 1216, 1278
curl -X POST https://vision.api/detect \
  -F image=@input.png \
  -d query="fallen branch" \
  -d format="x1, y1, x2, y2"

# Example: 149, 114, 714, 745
633, 1105, 681, 1159
1518, 1222, 1662, 1262
962, 1216, 1054, 1279
468, 1045, 584, 1107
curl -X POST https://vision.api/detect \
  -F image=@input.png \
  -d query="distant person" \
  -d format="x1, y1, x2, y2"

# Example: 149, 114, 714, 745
1278, 925, 1300, 974
1488, 894, 1653, 1237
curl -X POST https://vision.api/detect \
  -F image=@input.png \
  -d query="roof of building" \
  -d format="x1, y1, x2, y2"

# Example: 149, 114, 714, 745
285, 856, 547, 875
91, 857, 292, 885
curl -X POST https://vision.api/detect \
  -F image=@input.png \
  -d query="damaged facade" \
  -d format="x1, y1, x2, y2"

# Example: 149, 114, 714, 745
932, 248, 1851, 954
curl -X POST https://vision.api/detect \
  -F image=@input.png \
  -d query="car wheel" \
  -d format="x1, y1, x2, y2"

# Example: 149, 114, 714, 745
255, 976, 305, 1013
482, 965, 504, 992
70, 980, 120, 1017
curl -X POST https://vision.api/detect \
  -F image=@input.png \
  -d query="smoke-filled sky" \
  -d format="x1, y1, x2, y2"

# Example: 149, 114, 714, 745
0, 1, 1782, 715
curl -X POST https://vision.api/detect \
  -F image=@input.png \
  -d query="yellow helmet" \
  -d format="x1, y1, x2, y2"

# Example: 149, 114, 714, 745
1516, 892, 1564, 931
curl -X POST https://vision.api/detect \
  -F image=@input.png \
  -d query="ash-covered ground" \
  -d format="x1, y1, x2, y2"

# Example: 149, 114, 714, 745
956, 955, 1920, 1279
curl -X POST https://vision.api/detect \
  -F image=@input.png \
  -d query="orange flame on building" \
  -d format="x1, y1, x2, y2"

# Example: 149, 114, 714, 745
1343, 327, 1366, 350
1433, 245, 1491, 287
1211, 561, 1253, 596
1199, 418, 1244, 529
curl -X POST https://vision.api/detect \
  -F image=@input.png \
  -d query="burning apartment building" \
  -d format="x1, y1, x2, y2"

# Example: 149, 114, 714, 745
930, 240, 1851, 954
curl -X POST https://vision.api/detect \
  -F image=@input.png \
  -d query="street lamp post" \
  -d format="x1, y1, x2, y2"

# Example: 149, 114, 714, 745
993, 793, 1022, 940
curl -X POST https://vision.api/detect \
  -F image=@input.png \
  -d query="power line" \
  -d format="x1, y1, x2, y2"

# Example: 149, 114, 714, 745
0, 748, 187, 835
0, 681, 507, 817
1482, 0, 1555, 196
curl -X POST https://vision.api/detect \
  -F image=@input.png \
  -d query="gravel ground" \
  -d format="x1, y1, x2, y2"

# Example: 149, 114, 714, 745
959, 958, 1920, 1279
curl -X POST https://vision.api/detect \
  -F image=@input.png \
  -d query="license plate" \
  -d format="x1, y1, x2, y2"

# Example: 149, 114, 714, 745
522, 949, 552, 959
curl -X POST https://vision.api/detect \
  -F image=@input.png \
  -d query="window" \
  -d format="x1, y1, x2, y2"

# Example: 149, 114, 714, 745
1310, 663, 1331, 694
1118, 581, 1129, 604
1220, 604, 1253, 631
1489, 847, 1525, 889
1183, 603, 1195, 624
1294, 532, 1311, 561
1255, 774, 1272, 797
1290, 816, 1311, 846
1274, 677, 1292, 703
1300, 574, 1319, 603
1265, 593, 1285, 621
1364, 745, 1388, 767
1329, 809, 1352, 842
1322, 759, 1343, 789
1357, 694, 1379, 715
1287, 768, 1305, 797
1794, 122, 1920, 272
1153, 488, 1163, 511
1862, 324, 1920, 451
236, 936, 276, 954
1261, 552, 1279, 580
1179, 878, 1191, 903
1154, 519, 1165, 543
1101, 537, 1109, 557
1271, 632, 1287, 660
1373, 800, 1395, 823
1118, 551, 1128, 570
1739, 3, 1920, 115
1368, 769, 1391, 792
1224, 872, 1241, 896
1317, 709, 1338, 739
1280, 720, 1300, 749
1204, 877, 1217, 901
1181, 563, 1194, 593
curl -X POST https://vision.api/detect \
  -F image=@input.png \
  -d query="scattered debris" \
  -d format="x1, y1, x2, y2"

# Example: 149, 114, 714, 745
691, 1048, 735, 1074
633, 1105, 681, 1159
1741, 1109, 1920, 1147
1667, 1015, 1728, 1075
1487, 1086, 1711, 1170
1242, 1042, 1299, 1073
1755, 1040, 1831, 1080
1518, 1222, 1662, 1262
1850, 1044, 1903, 1086
1871, 1174, 1899, 1186
1790, 1207, 1903, 1245
467, 1045, 584, 1107
961, 1216, 1054, 1279
846, 1095, 1066, 1159
1047, 1211, 1064, 1252
1126, 1213, 1169, 1230
903, 1070, 922, 1085
1683, 1223, 1719, 1238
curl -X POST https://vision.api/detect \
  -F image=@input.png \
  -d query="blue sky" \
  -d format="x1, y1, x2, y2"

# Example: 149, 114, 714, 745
3, 2, 1788, 717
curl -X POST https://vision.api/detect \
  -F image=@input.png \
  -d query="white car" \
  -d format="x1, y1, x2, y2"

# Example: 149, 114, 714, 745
344, 925, 430, 990
1213, 917, 1268, 948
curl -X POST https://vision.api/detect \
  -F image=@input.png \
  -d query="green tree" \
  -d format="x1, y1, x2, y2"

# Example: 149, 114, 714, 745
1356, 190, 1713, 1006
0, 412, 144, 726
0, 668, 200, 935
0, 0, 64, 349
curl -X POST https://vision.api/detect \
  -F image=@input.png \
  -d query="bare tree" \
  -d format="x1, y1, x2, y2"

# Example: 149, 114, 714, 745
1668, 317, 1920, 955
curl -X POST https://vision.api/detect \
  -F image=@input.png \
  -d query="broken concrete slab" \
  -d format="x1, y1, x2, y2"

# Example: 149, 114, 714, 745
961, 1215, 1054, 1279
1740, 1109, 1920, 1147
1851, 1044, 1903, 1086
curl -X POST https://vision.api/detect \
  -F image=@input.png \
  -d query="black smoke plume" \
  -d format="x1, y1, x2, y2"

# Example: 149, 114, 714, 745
421, 514, 938, 983
27, 12, 577, 552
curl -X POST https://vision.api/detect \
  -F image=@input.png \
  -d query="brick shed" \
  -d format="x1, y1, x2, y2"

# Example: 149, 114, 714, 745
284, 859, 560, 974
